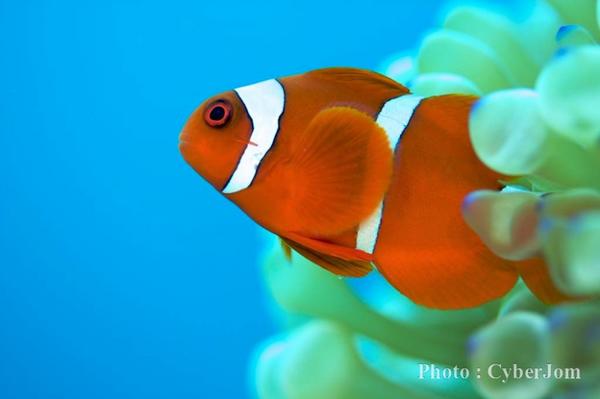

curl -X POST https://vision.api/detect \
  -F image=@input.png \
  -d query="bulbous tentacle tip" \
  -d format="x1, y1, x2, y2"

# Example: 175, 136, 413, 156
535, 194, 549, 212
553, 47, 570, 60
461, 191, 481, 213
548, 309, 569, 332
556, 24, 577, 41
539, 217, 555, 234
466, 335, 480, 356
470, 98, 483, 114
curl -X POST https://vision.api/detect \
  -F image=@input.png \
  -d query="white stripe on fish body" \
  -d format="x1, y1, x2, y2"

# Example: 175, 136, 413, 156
376, 94, 424, 148
356, 94, 423, 254
222, 79, 285, 194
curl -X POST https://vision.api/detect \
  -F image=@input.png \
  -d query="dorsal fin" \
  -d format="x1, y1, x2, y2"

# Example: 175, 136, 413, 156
307, 67, 409, 97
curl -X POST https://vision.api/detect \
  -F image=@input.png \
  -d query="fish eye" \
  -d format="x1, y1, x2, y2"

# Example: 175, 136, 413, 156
204, 100, 232, 128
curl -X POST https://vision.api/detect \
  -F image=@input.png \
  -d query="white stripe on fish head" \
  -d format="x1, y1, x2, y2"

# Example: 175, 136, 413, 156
222, 79, 285, 194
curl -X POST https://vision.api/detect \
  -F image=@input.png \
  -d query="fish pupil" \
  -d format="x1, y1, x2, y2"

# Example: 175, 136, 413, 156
210, 106, 225, 121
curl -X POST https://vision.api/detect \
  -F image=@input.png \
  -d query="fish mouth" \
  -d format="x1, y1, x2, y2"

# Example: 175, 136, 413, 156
178, 131, 199, 156
178, 132, 196, 162
178, 130, 192, 144
178, 139, 197, 160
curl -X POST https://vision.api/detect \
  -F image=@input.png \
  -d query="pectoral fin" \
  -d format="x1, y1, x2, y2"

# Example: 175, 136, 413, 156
273, 106, 393, 237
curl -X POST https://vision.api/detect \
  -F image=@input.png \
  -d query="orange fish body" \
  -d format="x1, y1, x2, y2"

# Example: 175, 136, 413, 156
180, 67, 567, 309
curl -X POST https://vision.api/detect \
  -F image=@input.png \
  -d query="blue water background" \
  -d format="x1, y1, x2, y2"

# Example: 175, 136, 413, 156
1, 1, 521, 398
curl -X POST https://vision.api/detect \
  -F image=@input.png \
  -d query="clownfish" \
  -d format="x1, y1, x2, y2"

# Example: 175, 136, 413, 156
179, 67, 569, 309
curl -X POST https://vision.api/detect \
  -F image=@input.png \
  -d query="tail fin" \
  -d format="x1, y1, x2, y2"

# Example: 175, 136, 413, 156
515, 258, 575, 304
